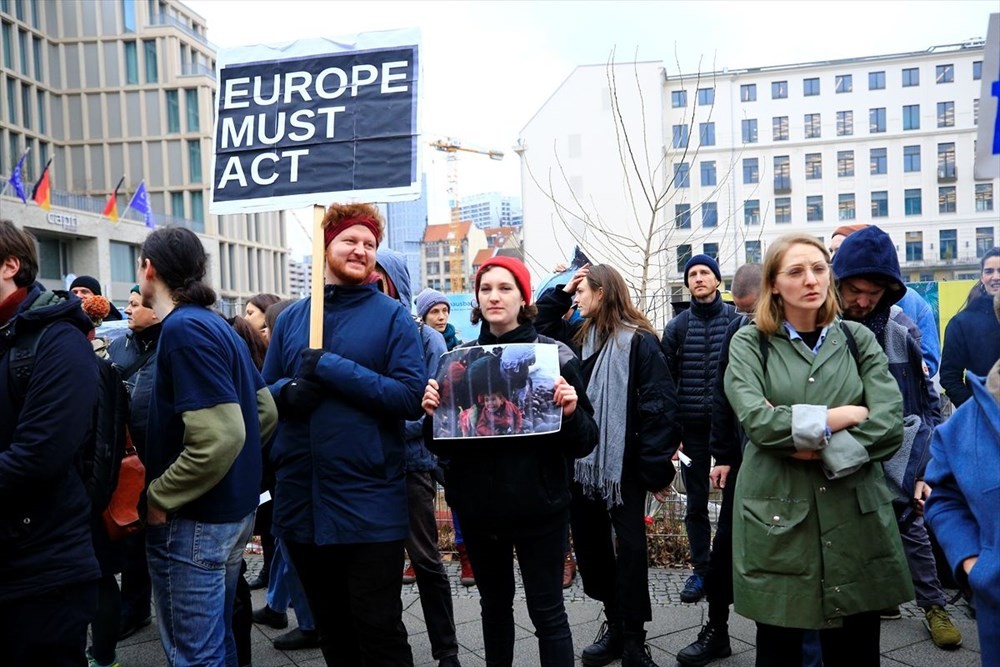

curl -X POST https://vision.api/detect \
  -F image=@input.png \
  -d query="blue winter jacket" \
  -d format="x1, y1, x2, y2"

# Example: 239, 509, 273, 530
262, 281, 426, 545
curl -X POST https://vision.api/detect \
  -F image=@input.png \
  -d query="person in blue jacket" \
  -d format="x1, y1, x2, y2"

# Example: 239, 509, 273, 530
262, 203, 425, 667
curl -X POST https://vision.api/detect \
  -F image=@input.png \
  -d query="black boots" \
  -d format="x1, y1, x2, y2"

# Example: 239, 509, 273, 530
580, 619, 624, 666
676, 624, 732, 666
622, 630, 659, 667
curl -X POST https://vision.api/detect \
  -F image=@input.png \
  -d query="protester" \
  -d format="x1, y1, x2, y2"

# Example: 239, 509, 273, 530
0, 220, 101, 665
262, 203, 425, 666
422, 255, 599, 667
724, 233, 912, 666
940, 247, 1000, 407
139, 226, 278, 667
536, 263, 679, 667
244, 293, 280, 346
70, 275, 123, 321
660, 254, 739, 603
925, 292, 1000, 666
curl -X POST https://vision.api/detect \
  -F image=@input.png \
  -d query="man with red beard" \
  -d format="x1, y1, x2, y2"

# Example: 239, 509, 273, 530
262, 203, 425, 667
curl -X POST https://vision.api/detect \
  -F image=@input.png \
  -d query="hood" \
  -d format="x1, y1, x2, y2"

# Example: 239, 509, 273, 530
832, 225, 905, 309
5, 283, 93, 340
375, 247, 412, 308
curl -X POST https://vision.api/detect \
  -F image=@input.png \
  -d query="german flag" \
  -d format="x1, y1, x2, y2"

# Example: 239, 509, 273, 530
31, 158, 52, 211
103, 176, 125, 222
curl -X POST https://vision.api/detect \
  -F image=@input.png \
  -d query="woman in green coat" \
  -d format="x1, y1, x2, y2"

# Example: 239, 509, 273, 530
724, 234, 912, 667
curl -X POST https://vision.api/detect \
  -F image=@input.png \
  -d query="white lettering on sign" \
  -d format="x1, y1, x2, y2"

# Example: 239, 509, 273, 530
217, 149, 309, 189
46, 212, 79, 230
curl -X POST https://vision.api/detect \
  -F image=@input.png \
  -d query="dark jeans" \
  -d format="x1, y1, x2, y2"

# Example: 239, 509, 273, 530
754, 612, 881, 667
462, 515, 573, 667
119, 528, 152, 623
254, 500, 275, 582
680, 424, 712, 575
894, 509, 948, 609
405, 471, 459, 660
286, 539, 414, 667
570, 476, 651, 626
706, 463, 738, 629
0, 580, 99, 667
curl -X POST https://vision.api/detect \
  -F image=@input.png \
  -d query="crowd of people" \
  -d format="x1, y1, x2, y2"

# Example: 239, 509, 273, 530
1, 210, 998, 667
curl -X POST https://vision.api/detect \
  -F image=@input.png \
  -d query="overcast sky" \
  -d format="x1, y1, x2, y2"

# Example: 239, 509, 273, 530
187, 0, 996, 252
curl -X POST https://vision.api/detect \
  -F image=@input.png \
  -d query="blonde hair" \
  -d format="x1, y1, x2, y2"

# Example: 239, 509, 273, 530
755, 234, 840, 336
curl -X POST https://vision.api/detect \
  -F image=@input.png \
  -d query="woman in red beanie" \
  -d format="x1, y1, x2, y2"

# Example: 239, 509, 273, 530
422, 256, 599, 667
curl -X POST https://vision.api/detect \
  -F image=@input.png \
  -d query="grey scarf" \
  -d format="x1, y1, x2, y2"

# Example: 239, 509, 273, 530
575, 325, 634, 507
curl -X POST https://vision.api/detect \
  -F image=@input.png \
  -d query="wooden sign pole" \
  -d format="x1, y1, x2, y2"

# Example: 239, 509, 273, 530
309, 204, 325, 349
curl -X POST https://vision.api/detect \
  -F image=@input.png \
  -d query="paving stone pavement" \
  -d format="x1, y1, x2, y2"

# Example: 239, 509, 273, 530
114, 554, 982, 666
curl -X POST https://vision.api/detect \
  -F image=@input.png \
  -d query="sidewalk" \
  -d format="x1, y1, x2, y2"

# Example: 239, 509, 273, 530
116, 555, 981, 666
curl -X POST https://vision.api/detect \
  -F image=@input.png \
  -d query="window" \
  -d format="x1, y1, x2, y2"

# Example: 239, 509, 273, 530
938, 186, 956, 214
703, 242, 719, 260
677, 244, 692, 272
902, 68, 919, 87
775, 197, 791, 223
166, 90, 180, 132
744, 199, 760, 225
838, 193, 856, 221
110, 242, 140, 283
123, 0, 136, 31
771, 80, 787, 99
36, 90, 44, 133
868, 71, 885, 90
741, 118, 758, 144
975, 98, 980, 124
743, 157, 759, 184
185, 88, 199, 130
937, 142, 956, 179
805, 153, 822, 180
1, 21, 11, 70
671, 124, 689, 149
745, 241, 762, 264
869, 107, 886, 133
807, 195, 824, 222
700, 160, 716, 187
702, 202, 718, 227
671, 90, 687, 108
37, 237, 69, 280
937, 101, 954, 128
32, 35, 41, 80
18, 28, 27, 75
835, 74, 852, 93
774, 155, 790, 191
699, 122, 715, 146
870, 147, 887, 175
973, 60, 982, 80
171, 191, 184, 217
905, 232, 923, 261
804, 113, 821, 138
124, 41, 138, 84
188, 139, 202, 182
740, 83, 756, 102
837, 150, 855, 177
871, 191, 889, 218
20, 82, 30, 128
905, 189, 922, 216
772, 115, 789, 141
903, 104, 920, 130
904, 145, 921, 172
836, 110, 853, 136
803, 77, 820, 96
935, 64, 953, 84
939, 229, 957, 260
5, 78, 15, 124
190, 191, 204, 232
143, 39, 157, 83
697, 88, 714, 105
675, 203, 692, 229
976, 227, 995, 257
976, 183, 994, 212
674, 162, 690, 188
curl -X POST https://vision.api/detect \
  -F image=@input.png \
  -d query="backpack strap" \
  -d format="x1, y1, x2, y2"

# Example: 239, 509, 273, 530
839, 320, 861, 370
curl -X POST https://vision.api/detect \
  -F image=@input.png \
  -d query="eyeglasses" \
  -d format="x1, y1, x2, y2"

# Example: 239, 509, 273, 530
777, 263, 830, 280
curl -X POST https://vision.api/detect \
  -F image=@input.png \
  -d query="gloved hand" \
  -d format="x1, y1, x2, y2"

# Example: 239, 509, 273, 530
277, 376, 324, 418
298, 348, 326, 378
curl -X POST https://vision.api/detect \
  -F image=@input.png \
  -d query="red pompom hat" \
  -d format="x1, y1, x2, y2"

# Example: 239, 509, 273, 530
474, 256, 533, 305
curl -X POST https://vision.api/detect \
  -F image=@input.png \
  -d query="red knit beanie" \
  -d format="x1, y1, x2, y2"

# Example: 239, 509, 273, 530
475, 256, 533, 305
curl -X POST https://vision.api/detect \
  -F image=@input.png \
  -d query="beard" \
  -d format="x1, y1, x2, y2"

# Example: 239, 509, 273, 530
327, 254, 374, 285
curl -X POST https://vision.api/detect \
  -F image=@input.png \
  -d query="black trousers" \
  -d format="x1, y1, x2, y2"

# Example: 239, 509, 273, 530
754, 612, 881, 667
461, 515, 573, 667
119, 527, 151, 623
706, 463, 739, 628
286, 539, 413, 667
570, 476, 652, 626
680, 423, 712, 576
0, 580, 98, 667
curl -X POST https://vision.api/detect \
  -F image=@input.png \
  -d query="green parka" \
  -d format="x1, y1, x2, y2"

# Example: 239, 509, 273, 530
724, 320, 913, 629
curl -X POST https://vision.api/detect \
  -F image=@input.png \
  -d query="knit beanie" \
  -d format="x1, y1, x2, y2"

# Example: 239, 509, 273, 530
415, 288, 450, 320
832, 223, 869, 239
70, 275, 102, 296
683, 254, 722, 287
475, 256, 533, 305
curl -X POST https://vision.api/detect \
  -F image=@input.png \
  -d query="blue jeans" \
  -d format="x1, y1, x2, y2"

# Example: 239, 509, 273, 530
146, 512, 255, 667
265, 538, 314, 630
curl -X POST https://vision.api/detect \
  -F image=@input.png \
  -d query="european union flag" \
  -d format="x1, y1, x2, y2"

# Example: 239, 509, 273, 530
127, 180, 155, 229
8, 151, 29, 203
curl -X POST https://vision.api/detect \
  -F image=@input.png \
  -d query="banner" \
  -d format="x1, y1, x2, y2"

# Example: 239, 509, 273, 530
210, 29, 421, 214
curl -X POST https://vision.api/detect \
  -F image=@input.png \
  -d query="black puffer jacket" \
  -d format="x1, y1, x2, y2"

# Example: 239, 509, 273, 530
660, 292, 738, 426
0, 284, 101, 602
108, 323, 161, 457
941, 289, 1000, 407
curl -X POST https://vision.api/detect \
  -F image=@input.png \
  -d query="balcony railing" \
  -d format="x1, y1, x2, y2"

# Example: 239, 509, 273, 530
774, 175, 792, 194
901, 255, 980, 269
146, 13, 217, 51
180, 62, 215, 79
937, 166, 957, 182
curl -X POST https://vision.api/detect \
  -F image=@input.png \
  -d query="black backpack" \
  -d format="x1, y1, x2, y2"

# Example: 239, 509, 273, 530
8, 322, 129, 512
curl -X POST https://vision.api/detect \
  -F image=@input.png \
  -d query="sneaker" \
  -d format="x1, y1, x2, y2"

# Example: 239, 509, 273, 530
562, 550, 577, 589
252, 604, 289, 629
402, 562, 416, 584
86, 648, 120, 667
878, 606, 901, 620
117, 613, 152, 640
679, 574, 705, 604
272, 627, 321, 650
677, 624, 732, 666
924, 605, 962, 649
457, 543, 476, 587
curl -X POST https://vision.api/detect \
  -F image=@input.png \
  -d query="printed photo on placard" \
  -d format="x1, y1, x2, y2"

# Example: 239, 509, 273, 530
433, 343, 562, 440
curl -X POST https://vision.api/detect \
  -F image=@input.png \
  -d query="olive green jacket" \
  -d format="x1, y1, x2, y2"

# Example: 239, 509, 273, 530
724, 320, 913, 629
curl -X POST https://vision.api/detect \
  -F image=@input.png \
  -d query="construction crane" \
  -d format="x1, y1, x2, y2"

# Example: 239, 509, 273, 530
430, 138, 504, 293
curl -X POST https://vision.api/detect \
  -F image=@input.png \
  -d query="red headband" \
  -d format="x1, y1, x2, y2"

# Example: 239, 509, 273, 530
323, 215, 382, 248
